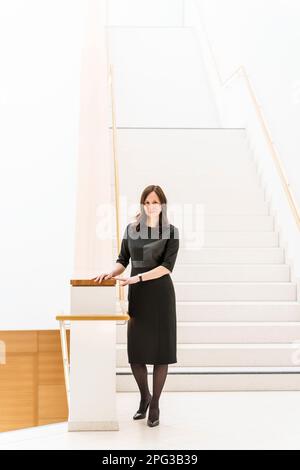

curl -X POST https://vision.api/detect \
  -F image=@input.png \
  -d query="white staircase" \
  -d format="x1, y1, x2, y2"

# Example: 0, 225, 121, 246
114, 128, 300, 390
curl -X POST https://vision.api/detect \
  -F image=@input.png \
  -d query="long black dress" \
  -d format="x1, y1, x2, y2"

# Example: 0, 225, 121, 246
115, 222, 180, 365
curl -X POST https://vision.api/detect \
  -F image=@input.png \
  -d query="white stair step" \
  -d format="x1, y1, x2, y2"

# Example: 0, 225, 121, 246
189, 231, 278, 247
125, 187, 266, 204
129, 170, 261, 188
127, 199, 269, 215
175, 301, 300, 321
129, 165, 259, 177
123, 178, 262, 190
116, 343, 300, 368
177, 215, 274, 231
117, 321, 300, 344
172, 264, 290, 282
190, 201, 269, 215
116, 128, 251, 163
179, 181, 261, 189
116, 366, 300, 391
130, 159, 258, 173
121, 230, 279, 247
117, 366, 300, 374
177, 247, 283, 264
176, 322, 300, 343
178, 187, 266, 201
174, 282, 296, 301
129, 153, 256, 163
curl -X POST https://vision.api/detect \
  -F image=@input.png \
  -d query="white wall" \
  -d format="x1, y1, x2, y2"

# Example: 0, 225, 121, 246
0, 1, 83, 329
107, 0, 219, 127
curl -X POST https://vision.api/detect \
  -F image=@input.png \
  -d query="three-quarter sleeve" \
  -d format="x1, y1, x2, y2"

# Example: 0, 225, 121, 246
161, 226, 179, 273
116, 224, 130, 268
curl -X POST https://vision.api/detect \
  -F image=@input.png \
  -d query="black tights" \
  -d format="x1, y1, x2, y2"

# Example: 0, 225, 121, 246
130, 363, 168, 420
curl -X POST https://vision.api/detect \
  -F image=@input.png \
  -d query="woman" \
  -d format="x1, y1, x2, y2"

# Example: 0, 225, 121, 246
92, 185, 179, 427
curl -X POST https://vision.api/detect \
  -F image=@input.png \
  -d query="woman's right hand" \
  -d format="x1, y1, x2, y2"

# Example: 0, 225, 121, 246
91, 272, 114, 284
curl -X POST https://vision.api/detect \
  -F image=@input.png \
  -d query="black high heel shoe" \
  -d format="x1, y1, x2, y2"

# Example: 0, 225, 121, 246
133, 395, 152, 420
147, 407, 160, 427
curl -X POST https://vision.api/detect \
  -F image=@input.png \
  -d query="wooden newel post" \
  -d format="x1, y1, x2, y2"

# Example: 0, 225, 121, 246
56, 279, 129, 432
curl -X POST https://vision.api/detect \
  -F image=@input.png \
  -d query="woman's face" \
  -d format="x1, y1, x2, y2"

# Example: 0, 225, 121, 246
143, 191, 162, 218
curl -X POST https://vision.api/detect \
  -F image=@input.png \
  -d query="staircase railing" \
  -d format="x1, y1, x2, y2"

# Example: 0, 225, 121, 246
106, 29, 126, 308
191, 0, 300, 231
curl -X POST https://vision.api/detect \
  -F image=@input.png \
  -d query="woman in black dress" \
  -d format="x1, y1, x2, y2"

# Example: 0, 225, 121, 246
93, 185, 179, 427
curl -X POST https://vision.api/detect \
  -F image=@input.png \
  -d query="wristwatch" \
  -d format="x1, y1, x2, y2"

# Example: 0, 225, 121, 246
138, 274, 143, 282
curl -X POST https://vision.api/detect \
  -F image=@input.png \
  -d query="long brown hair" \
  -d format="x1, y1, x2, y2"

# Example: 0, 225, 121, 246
132, 185, 170, 235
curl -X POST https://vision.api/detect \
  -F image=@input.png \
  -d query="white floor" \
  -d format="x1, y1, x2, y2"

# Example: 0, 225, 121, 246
1, 391, 300, 450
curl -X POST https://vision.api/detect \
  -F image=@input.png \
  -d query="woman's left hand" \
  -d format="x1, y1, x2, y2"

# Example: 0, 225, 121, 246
113, 275, 140, 286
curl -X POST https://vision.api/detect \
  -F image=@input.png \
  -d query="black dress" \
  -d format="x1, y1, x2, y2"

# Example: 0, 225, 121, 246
115, 222, 180, 365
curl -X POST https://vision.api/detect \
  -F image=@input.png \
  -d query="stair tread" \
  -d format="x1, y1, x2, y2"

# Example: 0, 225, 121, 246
174, 281, 295, 285
116, 366, 300, 373
176, 263, 287, 266
116, 343, 300, 349
172, 321, 300, 326
117, 321, 300, 326
180, 247, 282, 249
176, 301, 300, 305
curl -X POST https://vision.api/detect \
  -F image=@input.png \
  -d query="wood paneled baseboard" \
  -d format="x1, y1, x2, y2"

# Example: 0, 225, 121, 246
0, 330, 70, 432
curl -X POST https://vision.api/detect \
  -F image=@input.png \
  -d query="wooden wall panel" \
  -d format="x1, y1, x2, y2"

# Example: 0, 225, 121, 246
38, 352, 66, 385
38, 330, 69, 354
0, 354, 36, 432
38, 385, 68, 423
0, 331, 38, 353
0, 330, 70, 432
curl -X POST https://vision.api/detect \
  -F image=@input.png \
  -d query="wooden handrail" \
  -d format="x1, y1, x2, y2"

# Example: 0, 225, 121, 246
106, 21, 125, 303
56, 314, 130, 321
108, 63, 125, 303
70, 279, 116, 286
239, 66, 300, 231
